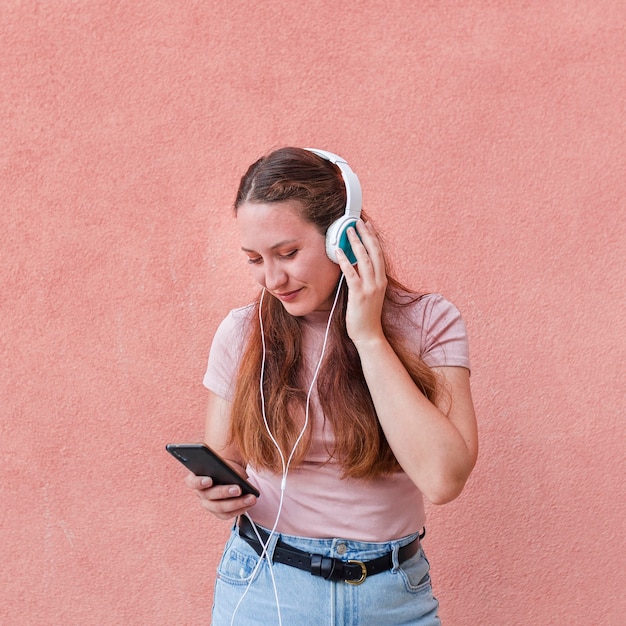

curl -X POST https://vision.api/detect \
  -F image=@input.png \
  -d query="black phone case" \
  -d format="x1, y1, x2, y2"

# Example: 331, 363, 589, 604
166, 443, 260, 497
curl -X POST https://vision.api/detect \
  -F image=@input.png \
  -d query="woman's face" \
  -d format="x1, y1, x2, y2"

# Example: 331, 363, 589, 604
237, 200, 342, 317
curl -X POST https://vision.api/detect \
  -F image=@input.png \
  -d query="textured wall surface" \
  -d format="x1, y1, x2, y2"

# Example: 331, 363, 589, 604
1, 2, 625, 625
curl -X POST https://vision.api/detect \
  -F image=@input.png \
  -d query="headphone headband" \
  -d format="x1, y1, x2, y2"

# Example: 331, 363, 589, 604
304, 148, 362, 219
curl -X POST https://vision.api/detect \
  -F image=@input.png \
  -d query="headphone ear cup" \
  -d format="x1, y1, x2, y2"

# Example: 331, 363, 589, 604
326, 217, 359, 264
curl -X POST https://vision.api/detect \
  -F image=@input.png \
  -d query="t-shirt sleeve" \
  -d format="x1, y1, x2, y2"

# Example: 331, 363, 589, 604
419, 294, 471, 371
203, 306, 253, 400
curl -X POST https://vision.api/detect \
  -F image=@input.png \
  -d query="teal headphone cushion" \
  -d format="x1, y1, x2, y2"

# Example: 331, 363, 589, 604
337, 225, 358, 264
326, 217, 360, 265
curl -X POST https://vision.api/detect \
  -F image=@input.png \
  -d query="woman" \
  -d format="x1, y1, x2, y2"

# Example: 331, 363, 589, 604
185, 147, 478, 625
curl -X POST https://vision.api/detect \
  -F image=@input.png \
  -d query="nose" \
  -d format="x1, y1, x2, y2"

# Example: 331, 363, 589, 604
263, 261, 288, 291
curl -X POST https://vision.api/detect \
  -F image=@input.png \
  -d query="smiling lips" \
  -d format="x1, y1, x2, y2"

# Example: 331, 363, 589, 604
275, 288, 302, 302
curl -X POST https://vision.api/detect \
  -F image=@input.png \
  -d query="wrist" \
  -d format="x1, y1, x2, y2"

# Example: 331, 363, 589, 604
351, 333, 388, 355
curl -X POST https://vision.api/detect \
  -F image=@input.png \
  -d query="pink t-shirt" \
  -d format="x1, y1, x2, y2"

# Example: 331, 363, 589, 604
203, 293, 470, 541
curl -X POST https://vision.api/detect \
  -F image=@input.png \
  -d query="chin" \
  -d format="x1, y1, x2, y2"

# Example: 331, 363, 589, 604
279, 302, 311, 317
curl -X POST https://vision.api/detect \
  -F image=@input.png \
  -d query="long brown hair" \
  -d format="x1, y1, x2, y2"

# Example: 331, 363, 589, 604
229, 148, 439, 479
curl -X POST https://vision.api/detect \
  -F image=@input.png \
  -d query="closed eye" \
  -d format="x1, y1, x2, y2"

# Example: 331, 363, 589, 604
245, 249, 298, 265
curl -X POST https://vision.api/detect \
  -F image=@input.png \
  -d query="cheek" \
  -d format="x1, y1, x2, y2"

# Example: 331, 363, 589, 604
317, 263, 342, 291
247, 265, 266, 286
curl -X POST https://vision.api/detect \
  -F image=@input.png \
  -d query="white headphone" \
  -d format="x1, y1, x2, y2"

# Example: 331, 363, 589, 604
304, 148, 362, 264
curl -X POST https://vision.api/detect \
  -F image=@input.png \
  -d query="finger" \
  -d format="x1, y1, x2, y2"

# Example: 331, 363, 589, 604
200, 484, 244, 501
357, 222, 387, 289
355, 221, 386, 277
346, 227, 382, 291
346, 226, 373, 271
335, 247, 358, 277
185, 473, 212, 490
200, 493, 257, 517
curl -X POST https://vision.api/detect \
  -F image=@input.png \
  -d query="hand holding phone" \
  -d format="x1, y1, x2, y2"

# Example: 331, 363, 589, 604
166, 443, 260, 498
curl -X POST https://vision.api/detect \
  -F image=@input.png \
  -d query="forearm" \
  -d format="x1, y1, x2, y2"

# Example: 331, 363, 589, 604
355, 336, 477, 504
204, 390, 245, 466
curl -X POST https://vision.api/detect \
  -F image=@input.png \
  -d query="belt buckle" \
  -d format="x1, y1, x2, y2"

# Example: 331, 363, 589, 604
345, 560, 367, 585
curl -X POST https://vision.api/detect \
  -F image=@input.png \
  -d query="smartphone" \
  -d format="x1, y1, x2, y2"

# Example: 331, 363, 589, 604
165, 443, 260, 498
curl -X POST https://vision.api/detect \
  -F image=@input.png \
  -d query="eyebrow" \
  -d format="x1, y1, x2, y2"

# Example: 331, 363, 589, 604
241, 239, 299, 253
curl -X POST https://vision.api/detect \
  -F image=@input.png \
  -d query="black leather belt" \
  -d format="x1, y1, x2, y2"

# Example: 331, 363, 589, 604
238, 517, 423, 585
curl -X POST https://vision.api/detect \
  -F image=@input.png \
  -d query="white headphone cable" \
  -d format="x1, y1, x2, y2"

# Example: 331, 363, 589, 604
230, 275, 345, 625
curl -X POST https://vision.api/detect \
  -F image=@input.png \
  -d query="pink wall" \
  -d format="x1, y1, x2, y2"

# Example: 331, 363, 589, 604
2, 2, 625, 624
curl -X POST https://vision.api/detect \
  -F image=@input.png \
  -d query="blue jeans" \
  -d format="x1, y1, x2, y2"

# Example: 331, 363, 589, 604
211, 522, 440, 626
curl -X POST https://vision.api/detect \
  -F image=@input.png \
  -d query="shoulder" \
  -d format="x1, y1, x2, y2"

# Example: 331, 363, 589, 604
388, 292, 471, 370
214, 303, 256, 337
204, 303, 257, 396
387, 291, 463, 326
210, 303, 256, 356
416, 293, 465, 329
